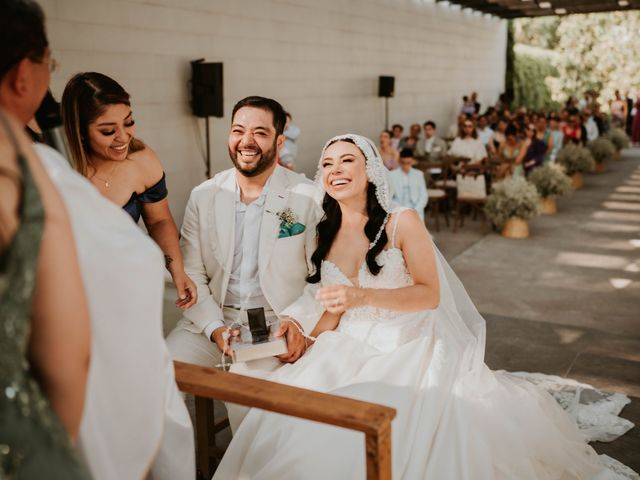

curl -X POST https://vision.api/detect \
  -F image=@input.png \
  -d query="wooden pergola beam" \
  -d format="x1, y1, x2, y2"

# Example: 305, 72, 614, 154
437, 0, 640, 18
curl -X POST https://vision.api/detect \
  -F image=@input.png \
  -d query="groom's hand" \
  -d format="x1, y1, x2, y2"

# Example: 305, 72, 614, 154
211, 326, 239, 355
275, 319, 306, 364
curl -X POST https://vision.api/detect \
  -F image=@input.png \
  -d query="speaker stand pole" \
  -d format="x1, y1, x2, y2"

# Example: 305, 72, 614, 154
385, 97, 389, 131
205, 116, 211, 178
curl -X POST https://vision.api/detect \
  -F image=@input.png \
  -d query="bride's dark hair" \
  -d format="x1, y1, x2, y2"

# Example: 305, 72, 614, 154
307, 139, 388, 284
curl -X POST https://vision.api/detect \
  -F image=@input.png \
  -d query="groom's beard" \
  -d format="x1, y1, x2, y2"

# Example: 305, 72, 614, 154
229, 139, 278, 178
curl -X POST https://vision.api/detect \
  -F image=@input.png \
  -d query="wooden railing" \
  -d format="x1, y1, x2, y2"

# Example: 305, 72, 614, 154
174, 361, 396, 480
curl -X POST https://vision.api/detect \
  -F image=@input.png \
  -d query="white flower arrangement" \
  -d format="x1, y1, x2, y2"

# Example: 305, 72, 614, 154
484, 176, 541, 228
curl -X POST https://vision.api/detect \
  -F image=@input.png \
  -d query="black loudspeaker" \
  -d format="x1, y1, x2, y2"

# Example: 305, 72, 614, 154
191, 60, 223, 118
378, 76, 395, 98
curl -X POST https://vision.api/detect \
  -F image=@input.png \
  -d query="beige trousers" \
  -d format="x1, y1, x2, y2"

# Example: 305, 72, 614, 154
165, 307, 283, 431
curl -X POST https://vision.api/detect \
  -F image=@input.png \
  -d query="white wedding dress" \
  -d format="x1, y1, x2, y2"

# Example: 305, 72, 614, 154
215, 210, 636, 480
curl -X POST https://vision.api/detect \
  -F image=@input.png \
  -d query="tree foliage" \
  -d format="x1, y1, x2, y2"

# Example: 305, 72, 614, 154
515, 12, 640, 106
513, 48, 560, 111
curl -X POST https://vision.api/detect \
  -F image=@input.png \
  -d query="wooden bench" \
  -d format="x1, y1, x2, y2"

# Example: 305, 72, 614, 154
174, 361, 397, 480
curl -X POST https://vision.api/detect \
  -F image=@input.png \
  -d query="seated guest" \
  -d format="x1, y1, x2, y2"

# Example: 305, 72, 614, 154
449, 118, 487, 165
486, 107, 499, 129
278, 110, 299, 171
390, 123, 403, 150
562, 112, 583, 145
447, 112, 467, 139
390, 148, 428, 221
488, 117, 508, 155
535, 115, 554, 161
415, 120, 447, 160
398, 123, 421, 152
523, 123, 547, 175
379, 129, 400, 170
496, 124, 525, 179
61, 72, 196, 309
471, 91, 481, 114
476, 114, 493, 146
548, 114, 564, 162
1, 110, 91, 480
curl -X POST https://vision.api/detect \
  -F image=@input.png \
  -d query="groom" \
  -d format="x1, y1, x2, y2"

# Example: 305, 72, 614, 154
167, 96, 324, 371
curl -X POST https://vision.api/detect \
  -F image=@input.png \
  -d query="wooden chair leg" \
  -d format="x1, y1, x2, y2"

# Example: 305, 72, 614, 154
453, 202, 461, 232
194, 397, 231, 479
195, 397, 216, 479
433, 201, 440, 232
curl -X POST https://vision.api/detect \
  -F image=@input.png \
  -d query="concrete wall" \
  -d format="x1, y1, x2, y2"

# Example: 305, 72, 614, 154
43, 0, 507, 224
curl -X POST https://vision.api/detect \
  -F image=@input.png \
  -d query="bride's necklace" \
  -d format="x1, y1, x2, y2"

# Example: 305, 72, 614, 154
92, 161, 120, 188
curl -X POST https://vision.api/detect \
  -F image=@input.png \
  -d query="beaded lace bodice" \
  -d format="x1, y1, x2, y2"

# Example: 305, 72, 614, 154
319, 210, 437, 352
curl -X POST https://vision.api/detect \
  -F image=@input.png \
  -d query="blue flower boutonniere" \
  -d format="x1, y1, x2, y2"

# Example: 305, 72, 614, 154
277, 207, 305, 238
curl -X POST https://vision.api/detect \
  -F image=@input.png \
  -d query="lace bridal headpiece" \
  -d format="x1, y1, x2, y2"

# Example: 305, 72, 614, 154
315, 133, 391, 212
315, 133, 392, 249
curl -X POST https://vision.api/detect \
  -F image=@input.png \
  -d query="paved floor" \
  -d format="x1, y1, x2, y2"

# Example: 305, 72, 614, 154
164, 149, 640, 472
431, 148, 640, 472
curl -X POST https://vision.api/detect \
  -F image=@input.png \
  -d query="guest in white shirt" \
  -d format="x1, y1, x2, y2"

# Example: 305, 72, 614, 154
390, 149, 428, 221
449, 119, 488, 165
415, 120, 447, 160
476, 114, 494, 146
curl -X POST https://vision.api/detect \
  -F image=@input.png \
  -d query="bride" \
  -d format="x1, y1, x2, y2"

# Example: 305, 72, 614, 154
214, 134, 636, 480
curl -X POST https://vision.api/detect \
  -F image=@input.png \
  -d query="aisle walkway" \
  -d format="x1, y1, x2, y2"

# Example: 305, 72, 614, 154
433, 148, 640, 471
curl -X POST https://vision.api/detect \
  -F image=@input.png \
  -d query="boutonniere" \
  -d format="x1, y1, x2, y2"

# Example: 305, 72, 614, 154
277, 207, 305, 238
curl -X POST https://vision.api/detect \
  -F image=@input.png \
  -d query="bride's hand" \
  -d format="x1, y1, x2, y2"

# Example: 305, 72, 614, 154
316, 285, 365, 314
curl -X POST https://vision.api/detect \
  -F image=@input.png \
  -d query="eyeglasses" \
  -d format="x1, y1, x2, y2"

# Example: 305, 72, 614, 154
41, 56, 58, 73
48, 57, 59, 73
33, 52, 58, 73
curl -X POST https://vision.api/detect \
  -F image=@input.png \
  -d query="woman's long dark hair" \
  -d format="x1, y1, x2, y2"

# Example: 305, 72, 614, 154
307, 141, 389, 283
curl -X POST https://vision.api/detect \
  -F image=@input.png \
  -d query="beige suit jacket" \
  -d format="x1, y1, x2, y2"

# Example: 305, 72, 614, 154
178, 165, 324, 336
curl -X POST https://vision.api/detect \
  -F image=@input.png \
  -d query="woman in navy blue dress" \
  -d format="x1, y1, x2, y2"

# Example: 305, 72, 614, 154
61, 72, 196, 309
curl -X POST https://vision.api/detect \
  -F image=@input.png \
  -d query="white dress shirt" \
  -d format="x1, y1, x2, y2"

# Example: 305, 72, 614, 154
203, 177, 271, 339
424, 136, 434, 153
449, 137, 488, 164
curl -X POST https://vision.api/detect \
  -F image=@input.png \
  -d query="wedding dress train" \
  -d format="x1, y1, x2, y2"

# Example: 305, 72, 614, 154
214, 211, 636, 480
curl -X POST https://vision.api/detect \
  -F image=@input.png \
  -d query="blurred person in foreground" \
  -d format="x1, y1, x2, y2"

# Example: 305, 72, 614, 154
0, 108, 91, 480
0, 1, 194, 478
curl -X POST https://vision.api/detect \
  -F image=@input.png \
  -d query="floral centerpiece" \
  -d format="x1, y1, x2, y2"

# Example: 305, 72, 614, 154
485, 176, 541, 238
528, 163, 572, 214
556, 144, 595, 189
586, 137, 616, 172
